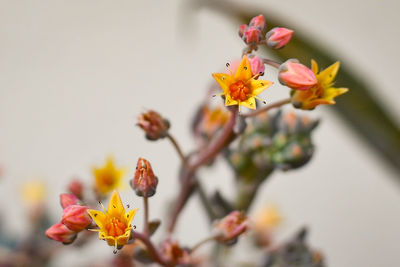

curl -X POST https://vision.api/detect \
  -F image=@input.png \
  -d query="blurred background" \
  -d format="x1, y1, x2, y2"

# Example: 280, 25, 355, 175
0, 0, 399, 266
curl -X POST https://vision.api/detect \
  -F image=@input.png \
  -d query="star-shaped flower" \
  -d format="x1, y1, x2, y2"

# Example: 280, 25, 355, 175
291, 60, 349, 110
93, 157, 126, 195
212, 55, 273, 112
87, 190, 137, 253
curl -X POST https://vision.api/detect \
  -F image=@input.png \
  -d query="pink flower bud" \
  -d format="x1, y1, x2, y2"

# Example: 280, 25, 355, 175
266, 27, 294, 49
278, 59, 317, 91
137, 110, 170, 141
213, 211, 249, 244
60, 193, 79, 209
249, 15, 265, 31
243, 26, 262, 44
68, 179, 84, 199
238, 24, 247, 38
45, 222, 77, 244
61, 205, 92, 232
131, 158, 158, 197
248, 56, 265, 76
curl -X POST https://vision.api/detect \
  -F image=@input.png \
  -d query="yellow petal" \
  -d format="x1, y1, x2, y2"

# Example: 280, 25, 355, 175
116, 230, 131, 246
323, 87, 349, 101
212, 73, 234, 93
240, 97, 256, 110
98, 230, 109, 240
87, 209, 107, 229
225, 94, 238, 106
234, 55, 252, 82
318, 61, 340, 86
107, 190, 125, 217
311, 59, 319, 74
125, 208, 138, 225
249, 79, 273, 96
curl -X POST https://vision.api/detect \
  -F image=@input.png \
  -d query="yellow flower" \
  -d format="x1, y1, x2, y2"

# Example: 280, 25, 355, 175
20, 180, 46, 206
253, 204, 282, 232
212, 55, 273, 112
291, 60, 349, 110
87, 190, 138, 252
93, 157, 126, 195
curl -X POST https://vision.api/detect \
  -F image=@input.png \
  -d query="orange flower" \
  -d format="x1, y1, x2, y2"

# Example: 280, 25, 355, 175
212, 55, 273, 112
291, 60, 348, 110
87, 190, 138, 253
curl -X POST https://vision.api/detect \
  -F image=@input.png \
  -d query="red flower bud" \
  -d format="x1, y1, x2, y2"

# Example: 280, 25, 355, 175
60, 193, 79, 209
61, 205, 92, 232
213, 211, 249, 244
137, 110, 170, 141
45, 222, 77, 244
248, 56, 265, 77
238, 24, 247, 38
266, 27, 294, 49
68, 179, 84, 199
131, 158, 158, 197
278, 59, 317, 91
249, 14, 265, 31
243, 26, 262, 44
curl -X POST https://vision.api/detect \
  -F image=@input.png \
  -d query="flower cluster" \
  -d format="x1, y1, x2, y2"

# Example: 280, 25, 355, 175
41, 12, 343, 267
46, 193, 91, 244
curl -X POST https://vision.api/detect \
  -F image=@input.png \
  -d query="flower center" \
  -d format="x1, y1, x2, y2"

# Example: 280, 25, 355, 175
229, 80, 251, 101
105, 217, 126, 237
101, 173, 115, 187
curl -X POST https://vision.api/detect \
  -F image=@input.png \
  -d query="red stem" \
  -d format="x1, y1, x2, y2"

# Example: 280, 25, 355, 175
167, 106, 238, 233
134, 231, 170, 266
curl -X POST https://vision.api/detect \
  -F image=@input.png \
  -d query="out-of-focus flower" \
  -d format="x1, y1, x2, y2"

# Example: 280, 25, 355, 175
195, 105, 230, 141
266, 27, 294, 49
45, 222, 77, 244
130, 158, 158, 197
68, 179, 84, 199
213, 211, 249, 244
160, 238, 192, 266
60, 193, 79, 209
278, 59, 317, 91
93, 157, 126, 195
252, 205, 282, 247
137, 110, 170, 140
20, 180, 46, 206
61, 205, 92, 231
87, 190, 138, 253
291, 60, 349, 110
212, 55, 273, 111
253, 205, 281, 231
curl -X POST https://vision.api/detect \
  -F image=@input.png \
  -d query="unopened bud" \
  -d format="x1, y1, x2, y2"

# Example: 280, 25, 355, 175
249, 15, 265, 31
213, 211, 249, 245
243, 26, 262, 44
60, 193, 79, 209
45, 222, 77, 244
68, 179, 84, 199
137, 110, 170, 141
131, 158, 158, 197
238, 24, 247, 38
61, 205, 92, 232
266, 27, 294, 49
160, 238, 191, 266
278, 59, 317, 91
248, 56, 265, 77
